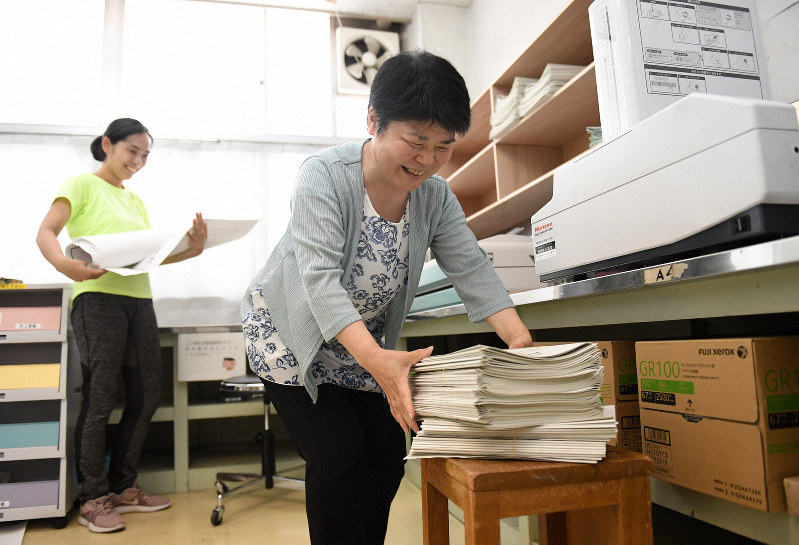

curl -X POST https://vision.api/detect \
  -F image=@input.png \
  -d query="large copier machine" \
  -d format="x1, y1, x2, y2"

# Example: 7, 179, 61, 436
531, 94, 799, 282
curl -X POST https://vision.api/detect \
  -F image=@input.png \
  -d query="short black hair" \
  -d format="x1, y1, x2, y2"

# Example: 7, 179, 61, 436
368, 49, 471, 137
90, 118, 152, 162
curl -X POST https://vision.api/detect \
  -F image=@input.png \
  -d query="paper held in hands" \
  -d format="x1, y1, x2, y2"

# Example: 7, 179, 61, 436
65, 219, 258, 276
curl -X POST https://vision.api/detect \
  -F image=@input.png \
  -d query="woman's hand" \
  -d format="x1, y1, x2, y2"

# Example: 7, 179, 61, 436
360, 346, 433, 434
508, 334, 533, 349
161, 212, 208, 265
485, 308, 533, 349
335, 320, 432, 433
37, 199, 107, 282
56, 257, 107, 282
186, 212, 208, 256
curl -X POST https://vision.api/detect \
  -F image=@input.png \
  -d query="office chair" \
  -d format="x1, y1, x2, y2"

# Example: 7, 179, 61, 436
211, 376, 304, 526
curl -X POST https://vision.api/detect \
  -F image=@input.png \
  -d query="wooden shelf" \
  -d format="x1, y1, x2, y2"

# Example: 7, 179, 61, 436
445, 0, 598, 239
466, 170, 555, 240
110, 404, 175, 424
440, 91, 492, 180
498, 64, 600, 149
447, 144, 498, 216
493, 0, 594, 90
187, 400, 267, 420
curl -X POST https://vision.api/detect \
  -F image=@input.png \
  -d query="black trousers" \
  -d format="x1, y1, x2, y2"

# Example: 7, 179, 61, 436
71, 293, 162, 502
261, 380, 407, 545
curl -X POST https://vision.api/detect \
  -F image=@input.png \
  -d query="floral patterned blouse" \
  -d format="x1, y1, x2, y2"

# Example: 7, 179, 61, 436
242, 191, 410, 392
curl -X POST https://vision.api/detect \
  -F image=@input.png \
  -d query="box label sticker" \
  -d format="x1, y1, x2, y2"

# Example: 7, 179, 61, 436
643, 425, 673, 472
621, 415, 641, 430
643, 262, 688, 284
712, 479, 765, 507
766, 381, 799, 429
767, 410, 799, 430
532, 221, 555, 261
637, 0, 766, 101
619, 382, 639, 396
640, 378, 694, 394
15, 323, 42, 330
640, 390, 676, 405
643, 425, 672, 446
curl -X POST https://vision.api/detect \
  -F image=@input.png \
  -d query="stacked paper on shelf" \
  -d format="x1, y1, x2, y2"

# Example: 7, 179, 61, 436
489, 76, 538, 140
586, 126, 603, 147
408, 343, 617, 463
518, 64, 585, 117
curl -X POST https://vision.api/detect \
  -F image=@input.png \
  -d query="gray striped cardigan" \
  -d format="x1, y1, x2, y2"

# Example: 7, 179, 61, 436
241, 140, 513, 402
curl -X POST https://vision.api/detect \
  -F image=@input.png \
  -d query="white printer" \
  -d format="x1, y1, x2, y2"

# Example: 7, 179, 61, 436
531, 94, 799, 282
410, 234, 543, 314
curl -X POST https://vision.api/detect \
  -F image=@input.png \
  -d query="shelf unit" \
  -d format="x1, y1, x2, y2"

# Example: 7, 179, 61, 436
439, 0, 599, 240
0, 283, 77, 527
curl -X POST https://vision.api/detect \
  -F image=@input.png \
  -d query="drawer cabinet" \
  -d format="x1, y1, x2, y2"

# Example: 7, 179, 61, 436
0, 284, 76, 526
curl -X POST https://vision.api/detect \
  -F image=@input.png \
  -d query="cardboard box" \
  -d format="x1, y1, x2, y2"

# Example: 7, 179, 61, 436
177, 332, 246, 382
610, 400, 642, 452
598, 341, 638, 403
534, 341, 637, 403
533, 341, 641, 451
637, 337, 799, 511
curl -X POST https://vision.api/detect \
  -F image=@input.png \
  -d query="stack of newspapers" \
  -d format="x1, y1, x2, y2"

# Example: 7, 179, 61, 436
408, 343, 616, 463
488, 76, 538, 140
517, 64, 586, 118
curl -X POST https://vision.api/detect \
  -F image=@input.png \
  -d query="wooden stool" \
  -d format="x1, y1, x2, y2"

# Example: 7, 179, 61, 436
420, 445, 654, 545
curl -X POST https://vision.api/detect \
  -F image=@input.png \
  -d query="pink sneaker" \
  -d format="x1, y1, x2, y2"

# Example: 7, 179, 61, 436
109, 482, 171, 513
79, 495, 125, 533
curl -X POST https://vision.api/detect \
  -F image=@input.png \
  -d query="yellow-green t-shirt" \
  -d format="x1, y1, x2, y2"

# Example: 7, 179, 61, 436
56, 173, 153, 300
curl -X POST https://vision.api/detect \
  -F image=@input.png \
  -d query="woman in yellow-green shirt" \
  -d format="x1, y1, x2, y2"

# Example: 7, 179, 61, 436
36, 119, 207, 533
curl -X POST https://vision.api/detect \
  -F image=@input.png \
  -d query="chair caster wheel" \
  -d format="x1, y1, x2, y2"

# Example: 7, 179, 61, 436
211, 506, 224, 526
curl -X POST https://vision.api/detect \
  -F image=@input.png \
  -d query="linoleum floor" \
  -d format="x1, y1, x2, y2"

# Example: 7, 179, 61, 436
14, 478, 769, 545
19, 478, 465, 545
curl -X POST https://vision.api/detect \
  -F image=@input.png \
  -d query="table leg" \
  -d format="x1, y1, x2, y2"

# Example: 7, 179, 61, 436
617, 475, 654, 545
421, 460, 450, 545
538, 512, 567, 545
463, 491, 501, 545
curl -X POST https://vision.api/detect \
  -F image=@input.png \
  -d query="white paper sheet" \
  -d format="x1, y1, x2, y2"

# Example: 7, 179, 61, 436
65, 219, 258, 276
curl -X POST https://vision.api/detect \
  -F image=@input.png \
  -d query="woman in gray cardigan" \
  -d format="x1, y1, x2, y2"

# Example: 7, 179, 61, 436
241, 50, 532, 545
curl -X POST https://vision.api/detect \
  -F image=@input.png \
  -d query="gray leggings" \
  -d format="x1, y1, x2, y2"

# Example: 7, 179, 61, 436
71, 292, 162, 502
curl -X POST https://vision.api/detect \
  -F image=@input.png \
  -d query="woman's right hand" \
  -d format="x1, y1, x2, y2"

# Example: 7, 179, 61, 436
56, 258, 107, 282
360, 345, 433, 434
335, 320, 433, 433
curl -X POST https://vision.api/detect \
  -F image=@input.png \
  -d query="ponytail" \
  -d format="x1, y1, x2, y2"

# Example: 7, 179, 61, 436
91, 118, 151, 161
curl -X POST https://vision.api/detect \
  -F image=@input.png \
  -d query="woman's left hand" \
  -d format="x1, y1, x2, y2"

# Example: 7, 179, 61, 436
187, 212, 208, 255
508, 335, 533, 349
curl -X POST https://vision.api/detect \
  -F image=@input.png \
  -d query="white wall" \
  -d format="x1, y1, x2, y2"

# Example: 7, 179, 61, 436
0, 134, 318, 326
759, 0, 799, 103
405, 0, 569, 103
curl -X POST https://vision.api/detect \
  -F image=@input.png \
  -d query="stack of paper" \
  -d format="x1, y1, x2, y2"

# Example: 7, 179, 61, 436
517, 64, 585, 117
408, 343, 617, 463
586, 126, 603, 147
489, 77, 538, 140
